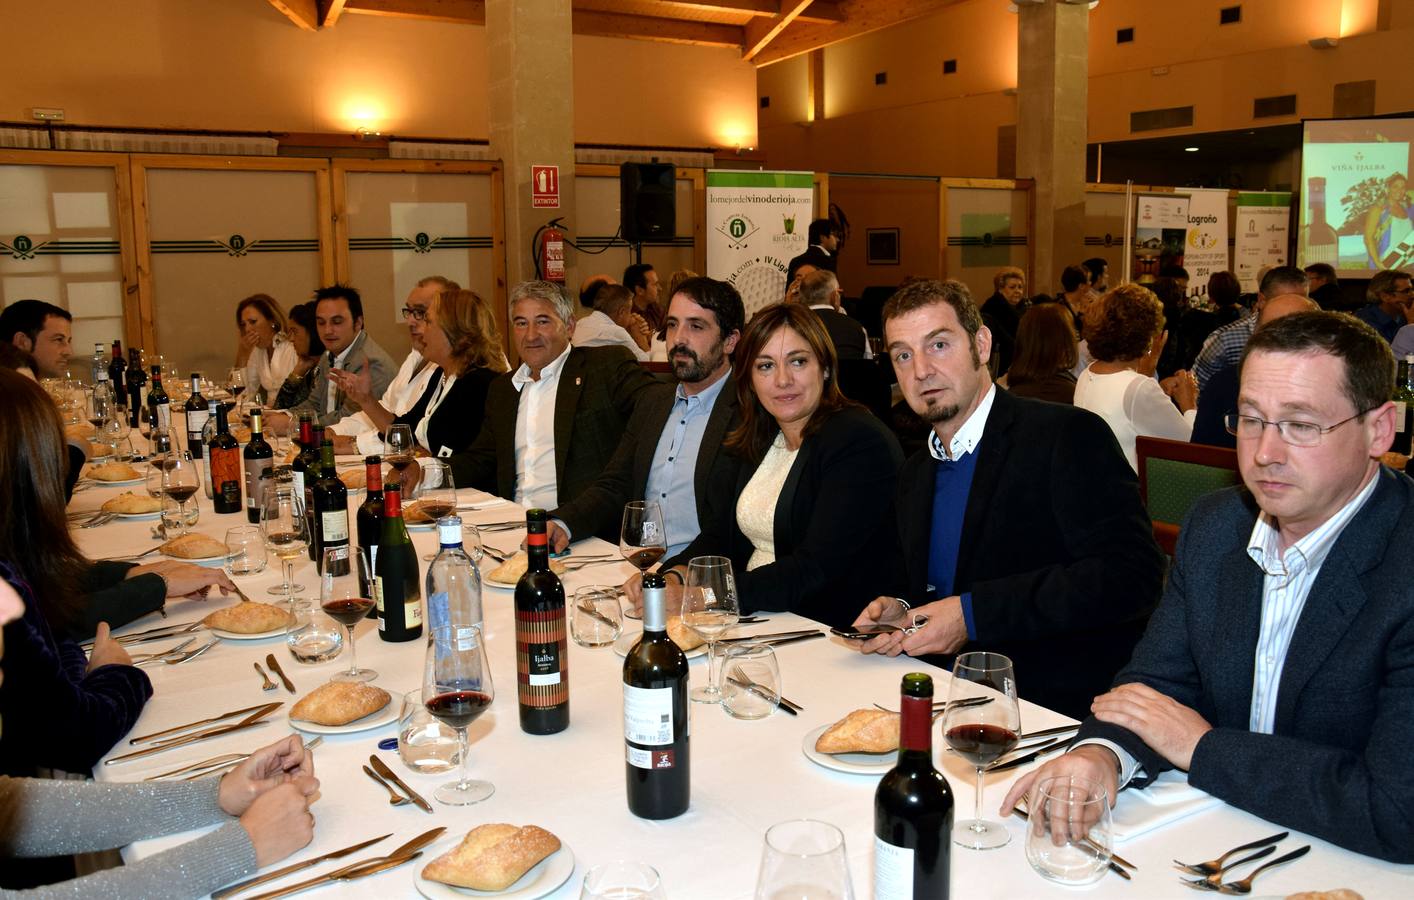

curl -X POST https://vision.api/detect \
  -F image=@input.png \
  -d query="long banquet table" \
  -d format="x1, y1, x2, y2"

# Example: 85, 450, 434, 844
71, 459, 1411, 899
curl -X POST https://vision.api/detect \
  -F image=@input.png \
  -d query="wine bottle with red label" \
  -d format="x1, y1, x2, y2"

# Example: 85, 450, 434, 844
208, 403, 243, 514
515, 509, 569, 735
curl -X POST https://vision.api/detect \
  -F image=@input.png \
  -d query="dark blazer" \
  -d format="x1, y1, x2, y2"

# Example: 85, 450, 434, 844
809, 306, 869, 360
673, 407, 904, 629
896, 389, 1164, 719
551, 375, 742, 547
980, 292, 1024, 377
393, 366, 498, 459
1190, 360, 1238, 449
288, 330, 397, 426
448, 346, 659, 534
1005, 370, 1076, 405
786, 245, 837, 283
1078, 470, 1414, 862
80, 561, 166, 640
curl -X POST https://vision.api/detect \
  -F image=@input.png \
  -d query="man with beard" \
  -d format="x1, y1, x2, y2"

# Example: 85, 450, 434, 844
547, 277, 744, 579
848, 279, 1165, 719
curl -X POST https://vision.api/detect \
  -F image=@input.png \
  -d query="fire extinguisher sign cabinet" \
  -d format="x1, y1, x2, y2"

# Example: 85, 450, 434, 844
531, 165, 560, 208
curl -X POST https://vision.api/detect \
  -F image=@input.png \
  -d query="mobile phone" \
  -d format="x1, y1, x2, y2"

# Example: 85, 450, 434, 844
830, 624, 903, 640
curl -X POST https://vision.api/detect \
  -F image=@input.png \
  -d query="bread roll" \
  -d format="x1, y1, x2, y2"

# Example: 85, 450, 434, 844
1286, 891, 1364, 900
66, 422, 97, 441
487, 550, 567, 583
665, 616, 705, 651
338, 468, 366, 490
422, 824, 561, 891
203, 601, 292, 634
290, 681, 391, 726
159, 533, 229, 559
88, 461, 141, 482
101, 492, 163, 514
815, 709, 899, 754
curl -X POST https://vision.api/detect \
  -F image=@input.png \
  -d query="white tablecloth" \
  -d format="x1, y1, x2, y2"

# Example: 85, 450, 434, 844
70, 465, 1411, 899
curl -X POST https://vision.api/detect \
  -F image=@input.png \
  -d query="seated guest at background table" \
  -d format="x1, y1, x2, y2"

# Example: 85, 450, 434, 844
1074, 284, 1198, 471
1355, 268, 1412, 344
1191, 294, 1318, 449
1083, 257, 1111, 293
551, 277, 743, 565
796, 270, 872, 360
980, 266, 1027, 378
1305, 262, 1348, 311
658, 303, 904, 629
329, 276, 451, 457
571, 283, 651, 360
1005, 312, 1414, 863
1194, 266, 1307, 390
1178, 270, 1243, 371
0, 299, 72, 379
624, 263, 665, 333
783, 263, 818, 304
233, 293, 296, 405
850, 279, 1163, 719
284, 286, 395, 426
1000, 303, 1078, 405
0, 579, 320, 896
333, 289, 508, 460
442, 281, 659, 529
274, 301, 326, 410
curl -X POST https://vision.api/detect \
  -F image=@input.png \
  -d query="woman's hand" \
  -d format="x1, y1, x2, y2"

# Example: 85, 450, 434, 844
219, 734, 316, 816
128, 561, 235, 600
87, 622, 133, 671
239, 781, 318, 868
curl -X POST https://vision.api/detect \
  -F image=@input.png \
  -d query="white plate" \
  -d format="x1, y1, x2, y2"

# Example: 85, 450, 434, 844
407, 521, 437, 532
287, 701, 400, 735
801, 724, 897, 775
161, 551, 232, 568
88, 476, 145, 487
483, 575, 517, 589
612, 629, 707, 660
115, 511, 162, 521
415, 840, 575, 900
209, 623, 290, 641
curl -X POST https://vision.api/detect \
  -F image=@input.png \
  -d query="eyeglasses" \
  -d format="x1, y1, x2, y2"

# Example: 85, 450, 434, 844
1386, 287, 1414, 296
400, 306, 429, 322
1224, 409, 1372, 447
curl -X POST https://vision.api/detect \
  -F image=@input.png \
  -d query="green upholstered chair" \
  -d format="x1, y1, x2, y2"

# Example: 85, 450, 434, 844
1136, 436, 1241, 556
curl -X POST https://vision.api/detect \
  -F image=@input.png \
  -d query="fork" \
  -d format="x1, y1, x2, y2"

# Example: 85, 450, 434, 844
79, 512, 117, 529
363, 764, 409, 806
129, 637, 197, 663
1180, 844, 1277, 888
163, 639, 218, 665
1186, 845, 1311, 895
1173, 831, 1288, 875
253, 662, 277, 691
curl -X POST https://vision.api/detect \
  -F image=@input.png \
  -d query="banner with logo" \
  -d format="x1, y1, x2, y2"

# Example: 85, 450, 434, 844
1234, 192, 1292, 292
1183, 188, 1229, 300
1133, 193, 1190, 286
706, 170, 815, 316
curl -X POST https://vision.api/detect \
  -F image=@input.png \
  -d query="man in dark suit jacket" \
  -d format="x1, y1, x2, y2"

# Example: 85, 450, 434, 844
445, 281, 658, 536
548, 277, 744, 560
1005, 311, 1414, 863
786, 218, 840, 284
797, 269, 870, 360
851, 279, 1164, 719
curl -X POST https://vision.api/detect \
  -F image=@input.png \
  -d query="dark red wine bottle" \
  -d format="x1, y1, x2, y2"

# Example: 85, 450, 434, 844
875, 673, 954, 899
374, 484, 422, 643
243, 410, 274, 524
623, 572, 689, 819
356, 455, 384, 619
515, 509, 568, 735
312, 439, 349, 574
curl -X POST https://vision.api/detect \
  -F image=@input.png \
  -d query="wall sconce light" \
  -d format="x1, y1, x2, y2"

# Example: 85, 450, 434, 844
1308, 37, 1339, 49
355, 127, 384, 140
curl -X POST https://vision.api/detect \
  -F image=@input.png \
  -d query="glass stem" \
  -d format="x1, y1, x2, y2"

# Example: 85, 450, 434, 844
457, 726, 471, 789
973, 766, 986, 831
284, 559, 295, 607
705, 639, 719, 694
346, 625, 358, 675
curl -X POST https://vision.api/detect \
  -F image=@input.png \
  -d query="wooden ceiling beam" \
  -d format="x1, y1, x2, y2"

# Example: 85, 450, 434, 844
753, 0, 963, 67
318, 0, 349, 27
572, 11, 744, 48
742, 0, 813, 61
343, 0, 485, 26
632, 0, 844, 25
266, 0, 320, 31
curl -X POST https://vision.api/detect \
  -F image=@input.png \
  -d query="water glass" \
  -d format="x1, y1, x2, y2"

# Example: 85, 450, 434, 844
285, 600, 344, 663
159, 496, 189, 538
580, 862, 666, 900
225, 526, 268, 577
754, 820, 854, 900
398, 689, 460, 774
719, 642, 781, 720
1025, 775, 1113, 886
570, 586, 623, 648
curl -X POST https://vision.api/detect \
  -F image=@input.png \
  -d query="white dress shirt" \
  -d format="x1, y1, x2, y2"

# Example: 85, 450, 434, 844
572, 310, 648, 361
244, 336, 298, 400
512, 344, 571, 510
928, 384, 996, 462
327, 350, 435, 456
415, 370, 456, 453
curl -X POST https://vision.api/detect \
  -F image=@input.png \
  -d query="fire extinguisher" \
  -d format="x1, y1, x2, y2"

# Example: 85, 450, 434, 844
538, 225, 565, 283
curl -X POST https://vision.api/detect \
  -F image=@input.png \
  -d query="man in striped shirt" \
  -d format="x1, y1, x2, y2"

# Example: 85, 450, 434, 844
1005, 311, 1414, 862
1192, 265, 1308, 390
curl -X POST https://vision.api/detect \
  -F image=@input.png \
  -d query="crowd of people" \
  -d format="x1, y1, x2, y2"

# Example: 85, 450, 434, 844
2, 231, 1413, 892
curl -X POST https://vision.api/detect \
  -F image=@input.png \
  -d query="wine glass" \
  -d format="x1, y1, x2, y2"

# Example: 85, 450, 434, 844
620, 501, 667, 572
753, 819, 855, 900
228, 367, 247, 402
262, 484, 310, 608
943, 651, 1021, 850
580, 863, 666, 900
161, 451, 201, 535
384, 424, 415, 486
414, 459, 458, 561
682, 555, 739, 704
321, 546, 377, 683
423, 624, 496, 805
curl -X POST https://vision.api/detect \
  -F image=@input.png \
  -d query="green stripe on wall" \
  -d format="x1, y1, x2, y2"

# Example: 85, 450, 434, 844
1236, 192, 1291, 207
707, 171, 814, 189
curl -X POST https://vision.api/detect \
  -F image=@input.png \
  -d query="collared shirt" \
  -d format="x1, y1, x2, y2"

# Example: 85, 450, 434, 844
928, 383, 996, 462
643, 372, 730, 557
328, 350, 436, 455
325, 332, 364, 414
512, 344, 571, 510
1355, 304, 1403, 343
415, 370, 456, 454
1193, 315, 1257, 390
572, 310, 648, 361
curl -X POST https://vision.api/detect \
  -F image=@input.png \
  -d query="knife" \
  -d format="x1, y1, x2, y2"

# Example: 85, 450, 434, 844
726, 673, 800, 715
210, 832, 394, 899
369, 755, 434, 813
265, 653, 295, 693
129, 702, 283, 745
718, 629, 821, 644
986, 737, 1071, 773
106, 706, 279, 765
1019, 723, 1081, 740
243, 852, 425, 900
986, 737, 1064, 769
757, 632, 827, 649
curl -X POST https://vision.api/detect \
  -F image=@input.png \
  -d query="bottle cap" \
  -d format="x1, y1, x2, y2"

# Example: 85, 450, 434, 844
437, 515, 462, 546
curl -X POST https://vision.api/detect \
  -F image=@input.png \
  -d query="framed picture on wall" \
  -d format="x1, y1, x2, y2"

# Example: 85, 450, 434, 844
866, 228, 900, 265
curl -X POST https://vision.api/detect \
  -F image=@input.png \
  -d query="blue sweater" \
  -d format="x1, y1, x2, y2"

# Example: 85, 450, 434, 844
927, 451, 980, 637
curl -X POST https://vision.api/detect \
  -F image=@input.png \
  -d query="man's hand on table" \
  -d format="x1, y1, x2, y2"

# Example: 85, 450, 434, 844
87, 622, 133, 671
1000, 745, 1121, 837
546, 521, 571, 554
621, 569, 684, 615
223, 734, 320, 867
128, 560, 235, 600
850, 596, 968, 657
1090, 682, 1211, 771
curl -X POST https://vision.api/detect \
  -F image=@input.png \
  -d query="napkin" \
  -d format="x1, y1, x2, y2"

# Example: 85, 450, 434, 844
1112, 770, 1222, 842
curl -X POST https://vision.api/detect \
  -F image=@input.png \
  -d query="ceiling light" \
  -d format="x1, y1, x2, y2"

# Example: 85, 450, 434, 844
1184, 147, 1199, 152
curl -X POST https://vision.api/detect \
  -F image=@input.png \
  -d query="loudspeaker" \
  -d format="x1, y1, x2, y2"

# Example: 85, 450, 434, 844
619, 162, 676, 242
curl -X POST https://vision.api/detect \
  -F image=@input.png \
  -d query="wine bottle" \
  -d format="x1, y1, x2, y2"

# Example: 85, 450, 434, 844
126, 351, 147, 428
1304, 176, 1338, 267
108, 341, 127, 407
312, 439, 350, 574
355, 455, 384, 619
374, 483, 422, 642
623, 572, 689, 819
515, 509, 569, 735
184, 374, 209, 457
208, 403, 243, 514
875, 672, 954, 899
1394, 356, 1414, 456
199, 399, 218, 499
290, 414, 315, 501
244, 410, 275, 524
304, 428, 325, 563
89, 342, 106, 386
426, 514, 482, 633
148, 365, 171, 433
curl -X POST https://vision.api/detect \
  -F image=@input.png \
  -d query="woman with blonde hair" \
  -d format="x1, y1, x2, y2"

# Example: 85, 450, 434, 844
234, 293, 296, 403
341, 289, 509, 458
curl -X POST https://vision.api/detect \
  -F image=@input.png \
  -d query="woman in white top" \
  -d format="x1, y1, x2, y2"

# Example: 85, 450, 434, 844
1073, 283, 1199, 471
234, 294, 297, 404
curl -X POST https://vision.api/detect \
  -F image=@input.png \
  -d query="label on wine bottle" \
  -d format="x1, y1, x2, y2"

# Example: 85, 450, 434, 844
405, 597, 422, 628
321, 510, 349, 543
623, 684, 674, 747
874, 838, 914, 897
1396, 401, 1407, 433
516, 609, 567, 703
290, 470, 305, 501
374, 575, 385, 629
210, 447, 242, 508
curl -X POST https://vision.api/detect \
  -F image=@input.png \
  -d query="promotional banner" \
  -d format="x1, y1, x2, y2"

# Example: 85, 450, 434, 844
1183, 188, 1230, 300
706, 170, 814, 316
1234, 192, 1292, 292
1133, 193, 1190, 285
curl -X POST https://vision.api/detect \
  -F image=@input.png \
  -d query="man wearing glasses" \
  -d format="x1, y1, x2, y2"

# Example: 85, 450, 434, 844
327, 276, 453, 455
1005, 311, 1414, 862
1354, 268, 1412, 343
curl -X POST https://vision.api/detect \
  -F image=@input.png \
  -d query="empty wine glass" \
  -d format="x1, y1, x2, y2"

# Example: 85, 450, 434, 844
753, 819, 855, 900
262, 484, 310, 608
683, 555, 739, 704
384, 424, 415, 486
321, 546, 377, 683
414, 460, 457, 560
160, 451, 201, 535
943, 651, 1021, 850
423, 624, 496, 805
581, 862, 666, 900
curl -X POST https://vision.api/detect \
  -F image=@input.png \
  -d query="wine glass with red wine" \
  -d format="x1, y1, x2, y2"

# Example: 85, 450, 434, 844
321, 546, 377, 683
423, 624, 495, 805
413, 459, 457, 561
160, 450, 201, 535
620, 500, 667, 572
943, 651, 1020, 850
384, 424, 415, 486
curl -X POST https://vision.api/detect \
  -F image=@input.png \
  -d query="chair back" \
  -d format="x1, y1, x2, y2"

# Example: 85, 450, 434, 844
1136, 436, 1241, 555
